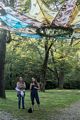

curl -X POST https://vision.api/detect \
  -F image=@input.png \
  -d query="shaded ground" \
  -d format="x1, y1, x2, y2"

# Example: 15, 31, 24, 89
1, 101, 80, 120
0, 111, 17, 120
53, 101, 80, 120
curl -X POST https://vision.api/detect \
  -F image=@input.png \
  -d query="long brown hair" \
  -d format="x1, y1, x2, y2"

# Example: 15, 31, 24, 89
32, 77, 38, 86
19, 77, 24, 83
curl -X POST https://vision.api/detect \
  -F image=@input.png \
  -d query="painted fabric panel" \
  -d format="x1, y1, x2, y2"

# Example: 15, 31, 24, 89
4, 7, 42, 28
29, 0, 59, 24
71, 12, 80, 30
52, 0, 78, 27
0, 2, 42, 39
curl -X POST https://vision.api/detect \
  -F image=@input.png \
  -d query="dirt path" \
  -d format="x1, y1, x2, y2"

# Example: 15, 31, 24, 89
0, 111, 17, 120
52, 101, 80, 120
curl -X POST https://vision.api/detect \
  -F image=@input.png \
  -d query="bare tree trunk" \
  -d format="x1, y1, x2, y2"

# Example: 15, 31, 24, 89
41, 50, 49, 91
58, 59, 65, 89
0, 30, 6, 98
41, 40, 53, 92
50, 49, 59, 86
58, 40, 65, 89
50, 44, 65, 89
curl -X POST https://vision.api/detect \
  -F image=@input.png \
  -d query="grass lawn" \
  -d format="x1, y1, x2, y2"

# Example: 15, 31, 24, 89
0, 90, 80, 120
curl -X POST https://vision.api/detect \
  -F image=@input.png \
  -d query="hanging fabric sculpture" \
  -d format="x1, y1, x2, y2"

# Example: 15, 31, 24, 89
0, 0, 61, 39
0, 0, 80, 39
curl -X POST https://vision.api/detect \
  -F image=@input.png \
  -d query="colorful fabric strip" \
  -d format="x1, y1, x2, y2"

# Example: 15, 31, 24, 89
16, 32, 42, 39
0, 14, 31, 29
4, 7, 42, 28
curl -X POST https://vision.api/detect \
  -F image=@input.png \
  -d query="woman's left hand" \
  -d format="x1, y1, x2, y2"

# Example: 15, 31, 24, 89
34, 87, 38, 89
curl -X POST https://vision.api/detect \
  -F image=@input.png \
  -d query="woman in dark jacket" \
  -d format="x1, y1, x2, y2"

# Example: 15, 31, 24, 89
30, 77, 40, 111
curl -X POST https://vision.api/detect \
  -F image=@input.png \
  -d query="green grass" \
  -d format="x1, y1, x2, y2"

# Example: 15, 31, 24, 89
0, 90, 80, 120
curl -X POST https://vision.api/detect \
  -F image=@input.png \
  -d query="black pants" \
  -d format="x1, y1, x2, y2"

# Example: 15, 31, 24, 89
31, 92, 40, 105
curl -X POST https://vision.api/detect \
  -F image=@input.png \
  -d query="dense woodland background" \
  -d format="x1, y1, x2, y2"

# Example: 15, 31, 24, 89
5, 36, 80, 90
0, 0, 80, 98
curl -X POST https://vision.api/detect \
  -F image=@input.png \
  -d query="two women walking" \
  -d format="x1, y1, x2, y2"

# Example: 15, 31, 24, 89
16, 77, 40, 111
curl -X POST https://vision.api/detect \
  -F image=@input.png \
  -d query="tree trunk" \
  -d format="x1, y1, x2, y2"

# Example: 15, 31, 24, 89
50, 49, 59, 86
41, 40, 53, 92
50, 48, 65, 89
58, 60, 64, 89
58, 41, 65, 89
41, 51, 49, 91
0, 30, 6, 98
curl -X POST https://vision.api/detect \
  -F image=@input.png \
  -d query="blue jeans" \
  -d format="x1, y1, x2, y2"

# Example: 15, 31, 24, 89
18, 94, 25, 109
